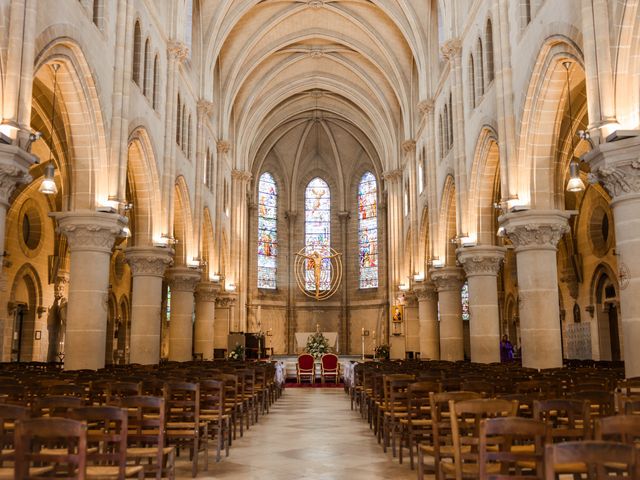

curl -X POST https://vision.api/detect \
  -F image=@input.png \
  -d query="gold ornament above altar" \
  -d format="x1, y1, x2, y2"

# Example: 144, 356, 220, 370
294, 247, 343, 300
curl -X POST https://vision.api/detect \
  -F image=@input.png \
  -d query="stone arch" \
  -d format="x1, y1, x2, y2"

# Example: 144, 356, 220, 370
614, 0, 640, 129
516, 34, 584, 209
202, 207, 214, 279
173, 176, 194, 265
589, 263, 622, 361
438, 175, 457, 265
9, 263, 44, 362
127, 127, 162, 245
418, 206, 429, 276
469, 126, 500, 245
33, 32, 109, 209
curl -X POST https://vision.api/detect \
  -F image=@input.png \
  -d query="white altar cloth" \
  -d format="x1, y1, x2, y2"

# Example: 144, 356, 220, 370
294, 332, 338, 352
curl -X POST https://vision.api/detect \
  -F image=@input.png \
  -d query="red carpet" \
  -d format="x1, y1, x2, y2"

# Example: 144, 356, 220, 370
285, 382, 344, 388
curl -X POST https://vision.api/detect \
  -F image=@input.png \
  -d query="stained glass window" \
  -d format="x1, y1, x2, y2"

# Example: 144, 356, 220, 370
305, 178, 331, 291
257, 173, 277, 289
461, 280, 470, 321
358, 172, 378, 288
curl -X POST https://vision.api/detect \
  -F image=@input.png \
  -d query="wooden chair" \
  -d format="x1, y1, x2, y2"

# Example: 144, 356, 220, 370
48, 384, 86, 399
320, 354, 340, 384
119, 395, 175, 480
418, 391, 482, 480
0, 404, 30, 479
106, 381, 142, 402
623, 397, 640, 415
533, 399, 591, 443
199, 379, 230, 462
478, 417, 550, 479
164, 381, 208, 477
460, 379, 495, 396
595, 414, 640, 445
442, 398, 519, 480
14, 417, 87, 479
544, 441, 639, 479
382, 374, 414, 457
400, 380, 441, 469
32, 395, 84, 417
68, 406, 143, 479
296, 354, 315, 384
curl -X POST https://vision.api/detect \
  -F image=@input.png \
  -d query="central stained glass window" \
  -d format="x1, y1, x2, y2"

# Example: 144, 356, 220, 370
305, 178, 331, 291
257, 173, 277, 289
358, 172, 378, 288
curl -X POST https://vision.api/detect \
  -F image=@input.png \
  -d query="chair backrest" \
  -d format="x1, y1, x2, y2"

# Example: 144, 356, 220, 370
595, 414, 640, 445
623, 396, 640, 415
479, 417, 550, 479
0, 404, 30, 462
544, 441, 639, 479
321, 354, 338, 370
199, 379, 225, 421
164, 381, 200, 425
118, 394, 166, 469
47, 384, 86, 399
32, 395, 84, 417
298, 354, 315, 370
570, 390, 615, 418
460, 379, 495, 396
68, 406, 128, 475
533, 398, 591, 442
449, 398, 519, 480
107, 381, 142, 402
14, 417, 88, 480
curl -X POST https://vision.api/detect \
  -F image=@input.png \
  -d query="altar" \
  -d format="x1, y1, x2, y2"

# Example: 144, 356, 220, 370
294, 332, 339, 353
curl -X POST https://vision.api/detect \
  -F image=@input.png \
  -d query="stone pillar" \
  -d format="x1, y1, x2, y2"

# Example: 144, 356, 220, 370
585, 136, 640, 377
230, 169, 252, 332
414, 282, 439, 360
338, 211, 350, 354
500, 210, 570, 370
125, 246, 173, 364
431, 267, 465, 361
167, 267, 200, 362
55, 212, 127, 370
194, 282, 220, 360
458, 246, 505, 363
0, 146, 34, 267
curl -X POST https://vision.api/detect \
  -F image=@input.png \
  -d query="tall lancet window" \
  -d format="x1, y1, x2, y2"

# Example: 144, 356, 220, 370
305, 177, 331, 291
358, 172, 378, 288
257, 173, 278, 289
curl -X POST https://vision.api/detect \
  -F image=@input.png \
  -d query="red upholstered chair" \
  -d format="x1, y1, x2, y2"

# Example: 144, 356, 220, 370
321, 354, 340, 384
296, 354, 315, 384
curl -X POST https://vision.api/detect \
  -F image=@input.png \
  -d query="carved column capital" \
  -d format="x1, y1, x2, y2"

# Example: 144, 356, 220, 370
499, 210, 570, 252
402, 139, 417, 154
125, 246, 174, 278
215, 293, 237, 308
584, 135, 640, 198
382, 168, 402, 182
457, 246, 506, 277
414, 282, 437, 301
0, 145, 37, 205
167, 40, 189, 62
217, 140, 231, 154
231, 169, 252, 183
430, 267, 465, 292
195, 282, 221, 303
54, 211, 128, 254
167, 267, 201, 292
441, 39, 462, 60
338, 211, 350, 222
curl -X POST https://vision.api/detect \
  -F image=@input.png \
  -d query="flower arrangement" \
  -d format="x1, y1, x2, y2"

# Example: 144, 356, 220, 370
305, 332, 331, 359
374, 344, 390, 360
228, 344, 245, 360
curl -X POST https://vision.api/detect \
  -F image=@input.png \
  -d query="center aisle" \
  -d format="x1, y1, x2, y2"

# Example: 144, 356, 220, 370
186, 388, 417, 479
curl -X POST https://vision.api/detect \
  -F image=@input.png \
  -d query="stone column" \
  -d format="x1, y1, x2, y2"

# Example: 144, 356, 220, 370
500, 210, 570, 370
414, 282, 439, 360
338, 211, 350, 354
55, 211, 127, 370
125, 246, 173, 364
167, 267, 200, 362
230, 169, 252, 332
194, 282, 220, 360
458, 246, 506, 363
0, 146, 34, 268
430, 267, 465, 361
585, 136, 640, 377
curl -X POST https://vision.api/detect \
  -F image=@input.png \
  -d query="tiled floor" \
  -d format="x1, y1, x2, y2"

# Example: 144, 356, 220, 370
176, 387, 423, 479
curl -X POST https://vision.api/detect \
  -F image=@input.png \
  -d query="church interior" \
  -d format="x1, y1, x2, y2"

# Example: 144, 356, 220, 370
0, 0, 640, 478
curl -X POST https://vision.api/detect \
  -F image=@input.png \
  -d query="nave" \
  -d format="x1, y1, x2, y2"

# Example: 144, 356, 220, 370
197, 388, 415, 480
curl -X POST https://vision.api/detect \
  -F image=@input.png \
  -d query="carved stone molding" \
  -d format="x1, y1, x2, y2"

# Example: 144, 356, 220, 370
216, 294, 237, 308
231, 169, 252, 183
402, 139, 417, 154
167, 40, 189, 62
216, 141, 231, 154
167, 267, 201, 292
382, 169, 402, 181
337, 211, 350, 222
430, 267, 465, 292
0, 145, 37, 205
499, 210, 570, 251
306, 0, 325, 7
441, 39, 462, 60
583, 135, 640, 199
414, 283, 437, 301
307, 48, 326, 58
197, 99, 215, 118
125, 246, 174, 278
195, 282, 221, 303
55, 211, 128, 254
457, 246, 506, 277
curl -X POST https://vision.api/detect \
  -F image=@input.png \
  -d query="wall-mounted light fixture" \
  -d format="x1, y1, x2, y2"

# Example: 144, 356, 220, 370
210, 273, 221, 283
431, 258, 445, 268
413, 273, 424, 282
398, 283, 409, 292
225, 283, 237, 292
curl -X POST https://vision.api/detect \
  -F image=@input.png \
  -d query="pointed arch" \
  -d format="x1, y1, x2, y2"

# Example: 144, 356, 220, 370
152, 54, 160, 110
143, 37, 151, 97
202, 207, 214, 279
257, 172, 278, 289
358, 171, 378, 289
485, 18, 495, 84
132, 20, 142, 85
304, 177, 331, 291
469, 126, 500, 245
438, 175, 457, 265
173, 176, 194, 265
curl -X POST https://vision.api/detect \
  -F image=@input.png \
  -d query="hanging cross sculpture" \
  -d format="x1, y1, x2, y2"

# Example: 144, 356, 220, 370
294, 247, 343, 300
